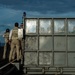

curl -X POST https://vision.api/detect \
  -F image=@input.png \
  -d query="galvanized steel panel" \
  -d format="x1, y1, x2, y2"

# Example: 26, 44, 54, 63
54, 53, 66, 66
68, 53, 75, 66
68, 20, 75, 34
54, 37, 66, 51
39, 52, 52, 65
39, 19, 52, 34
54, 20, 65, 34
24, 18, 75, 68
68, 37, 75, 51
25, 37, 38, 50
39, 37, 52, 51
26, 19, 37, 33
24, 52, 37, 65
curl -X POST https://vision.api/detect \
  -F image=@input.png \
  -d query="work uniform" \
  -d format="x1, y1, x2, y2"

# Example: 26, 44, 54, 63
3, 32, 10, 59
9, 27, 20, 61
18, 28, 24, 58
19, 24, 25, 65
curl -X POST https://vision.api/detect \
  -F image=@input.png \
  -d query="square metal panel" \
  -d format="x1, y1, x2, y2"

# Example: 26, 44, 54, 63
54, 20, 65, 34
24, 18, 75, 68
54, 53, 66, 66
26, 19, 37, 33
68, 37, 75, 51
54, 37, 66, 51
39, 19, 52, 34
39, 36, 52, 51
24, 52, 37, 65
25, 37, 38, 50
68, 20, 75, 34
39, 52, 52, 65
68, 53, 75, 66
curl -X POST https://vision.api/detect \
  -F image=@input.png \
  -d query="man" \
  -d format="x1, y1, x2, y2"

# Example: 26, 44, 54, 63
9, 22, 20, 61
18, 23, 24, 59
3, 28, 10, 59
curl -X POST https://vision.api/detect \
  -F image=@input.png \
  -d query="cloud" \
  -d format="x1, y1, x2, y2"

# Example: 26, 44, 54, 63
0, 7, 23, 25
0, 0, 75, 43
0, 0, 75, 14
26, 10, 75, 18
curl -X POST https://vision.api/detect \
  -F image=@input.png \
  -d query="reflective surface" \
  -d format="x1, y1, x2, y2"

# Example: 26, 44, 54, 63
26, 19, 37, 33
68, 20, 75, 34
39, 19, 52, 34
54, 20, 65, 34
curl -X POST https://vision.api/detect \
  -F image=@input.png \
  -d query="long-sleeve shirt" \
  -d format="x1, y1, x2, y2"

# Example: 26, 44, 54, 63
9, 28, 24, 40
9, 30, 12, 40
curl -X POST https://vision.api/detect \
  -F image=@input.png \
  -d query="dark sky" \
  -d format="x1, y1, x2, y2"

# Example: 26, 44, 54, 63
0, 0, 75, 42
0, 0, 75, 25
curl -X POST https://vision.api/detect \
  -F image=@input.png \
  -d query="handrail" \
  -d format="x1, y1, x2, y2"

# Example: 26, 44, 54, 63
0, 59, 17, 70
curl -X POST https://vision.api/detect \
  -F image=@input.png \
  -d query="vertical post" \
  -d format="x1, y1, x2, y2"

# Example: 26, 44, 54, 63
21, 12, 26, 73
23, 11, 26, 58
23, 12, 26, 29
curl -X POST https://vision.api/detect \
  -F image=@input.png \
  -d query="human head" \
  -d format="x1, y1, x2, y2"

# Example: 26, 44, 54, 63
20, 23, 23, 28
14, 22, 19, 27
6, 28, 10, 32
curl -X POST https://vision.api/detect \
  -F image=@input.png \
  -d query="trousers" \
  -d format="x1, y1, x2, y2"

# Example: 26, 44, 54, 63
9, 39, 20, 61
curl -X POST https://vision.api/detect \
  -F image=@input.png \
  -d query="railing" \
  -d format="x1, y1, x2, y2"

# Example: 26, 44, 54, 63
0, 59, 18, 75
0, 59, 17, 70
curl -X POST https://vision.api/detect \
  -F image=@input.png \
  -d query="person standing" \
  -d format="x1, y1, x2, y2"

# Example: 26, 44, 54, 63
3, 28, 10, 59
9, 22, 20, 61
19, 23, 25, 58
